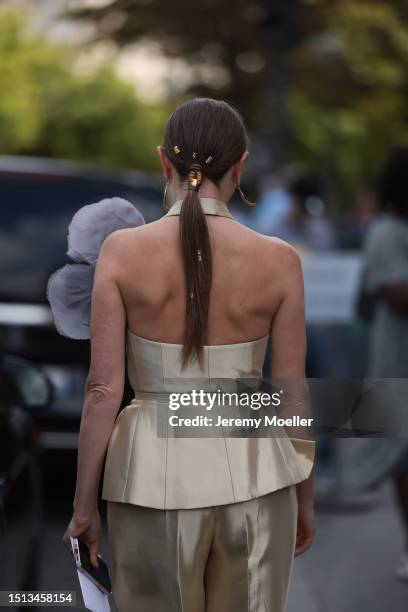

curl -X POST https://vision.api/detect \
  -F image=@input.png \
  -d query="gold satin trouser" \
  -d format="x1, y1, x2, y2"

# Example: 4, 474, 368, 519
107, 485, 298, 612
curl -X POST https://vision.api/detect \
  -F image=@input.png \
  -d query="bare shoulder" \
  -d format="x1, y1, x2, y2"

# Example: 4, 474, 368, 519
97, 221, 169, 282
252, 235, 305, 306
100, 221, 162, 253
264, 238, 303, 298
94, 226, 139, 268
265, 236, 302, 272
240, 224, 302, 275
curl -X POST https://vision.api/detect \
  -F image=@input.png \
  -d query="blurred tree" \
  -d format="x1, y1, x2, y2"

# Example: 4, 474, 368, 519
68, 0, 408, 206
66, 0, 284, 129
0, 10, 47, 152
289, 0, 408, 204
0, 9, 166, 171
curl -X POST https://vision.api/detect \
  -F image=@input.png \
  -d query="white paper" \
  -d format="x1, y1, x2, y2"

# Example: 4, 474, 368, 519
76, 568, 111, 612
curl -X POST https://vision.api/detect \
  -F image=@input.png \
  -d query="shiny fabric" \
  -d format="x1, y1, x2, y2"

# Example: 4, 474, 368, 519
107, 484, 298, 612
101, 197, 315, 509
165, 197, 234, 219
102, 330, 315, 509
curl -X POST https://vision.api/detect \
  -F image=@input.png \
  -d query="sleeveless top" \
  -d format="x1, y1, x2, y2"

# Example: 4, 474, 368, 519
101, 197, 315, 509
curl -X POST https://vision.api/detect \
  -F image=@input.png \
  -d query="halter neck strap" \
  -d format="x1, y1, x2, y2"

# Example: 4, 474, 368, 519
164, 197, 233, 219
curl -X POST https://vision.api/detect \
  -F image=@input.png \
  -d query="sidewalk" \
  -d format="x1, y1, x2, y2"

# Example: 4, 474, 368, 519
287, 480, 408, 612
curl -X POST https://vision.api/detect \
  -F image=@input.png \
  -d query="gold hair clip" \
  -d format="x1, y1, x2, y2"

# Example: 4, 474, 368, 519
173, 145, 181, 154
187, 165, 203, 191
190, 291, 194, 299
205, 155, 213, 164
197, 249, 202, 262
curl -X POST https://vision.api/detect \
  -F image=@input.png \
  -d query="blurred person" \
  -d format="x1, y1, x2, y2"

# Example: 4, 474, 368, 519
249, 174, 294, 234
270, 173, 336, 254
248, 171, 337, 494
334, 187, 378, 250
350, 145, 408, 580
50, 98, 316, 612
230, 175, 292, 232
271, 173, 338, 495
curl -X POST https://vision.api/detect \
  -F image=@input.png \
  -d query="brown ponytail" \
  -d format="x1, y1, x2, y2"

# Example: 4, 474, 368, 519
163, 97, 248, 367
179, 186, 212, 367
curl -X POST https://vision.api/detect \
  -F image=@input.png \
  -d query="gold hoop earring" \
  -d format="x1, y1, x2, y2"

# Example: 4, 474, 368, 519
237, 185, 256, 207
163, 181, 170, 211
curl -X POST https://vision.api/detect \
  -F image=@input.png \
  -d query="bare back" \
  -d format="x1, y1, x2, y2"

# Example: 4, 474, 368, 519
111, 213, 305, 363
65, 97, 314, 579
89, 202, 306, 388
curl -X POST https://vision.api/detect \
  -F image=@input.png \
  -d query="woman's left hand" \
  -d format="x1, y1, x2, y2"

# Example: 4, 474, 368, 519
63, 510, 102, 568
294, 502, 315, 557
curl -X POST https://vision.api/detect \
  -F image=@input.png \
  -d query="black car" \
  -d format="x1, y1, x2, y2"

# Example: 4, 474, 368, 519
0, 156, 162, 449
0, 354, 52, 592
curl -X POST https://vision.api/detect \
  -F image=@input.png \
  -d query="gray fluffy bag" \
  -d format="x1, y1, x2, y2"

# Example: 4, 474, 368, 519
46, 197, 145, 340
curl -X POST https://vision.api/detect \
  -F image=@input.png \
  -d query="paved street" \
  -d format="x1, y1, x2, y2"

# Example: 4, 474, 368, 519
30, 452, 408, 611
288, 480, 408, 612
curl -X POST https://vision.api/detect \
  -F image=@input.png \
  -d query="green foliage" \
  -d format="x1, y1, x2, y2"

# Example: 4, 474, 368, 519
288, 1, 408, 203
35, 65, 167, 170
68, 0, 408, 207
3, 2, 408, 200
0, 10, 49, 152
0, 9, 166, 171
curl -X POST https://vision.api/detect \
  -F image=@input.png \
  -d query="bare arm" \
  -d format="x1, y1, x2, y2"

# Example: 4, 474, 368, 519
74, 232, 126, 514
270, 243, 315, 556
64, 231, 126, 564
379, 284, 408, 315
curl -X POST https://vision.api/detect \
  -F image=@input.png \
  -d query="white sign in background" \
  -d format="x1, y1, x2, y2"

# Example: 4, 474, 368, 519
301, 253, 363, 323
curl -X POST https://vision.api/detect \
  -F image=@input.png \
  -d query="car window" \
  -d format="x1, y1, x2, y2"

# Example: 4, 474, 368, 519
0, 174, 161, 303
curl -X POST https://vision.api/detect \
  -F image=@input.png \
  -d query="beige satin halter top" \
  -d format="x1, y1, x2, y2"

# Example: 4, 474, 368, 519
102, 198, 315, 510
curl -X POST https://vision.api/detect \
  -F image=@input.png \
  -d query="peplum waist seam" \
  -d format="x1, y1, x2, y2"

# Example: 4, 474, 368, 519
102, 397, 316, 510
